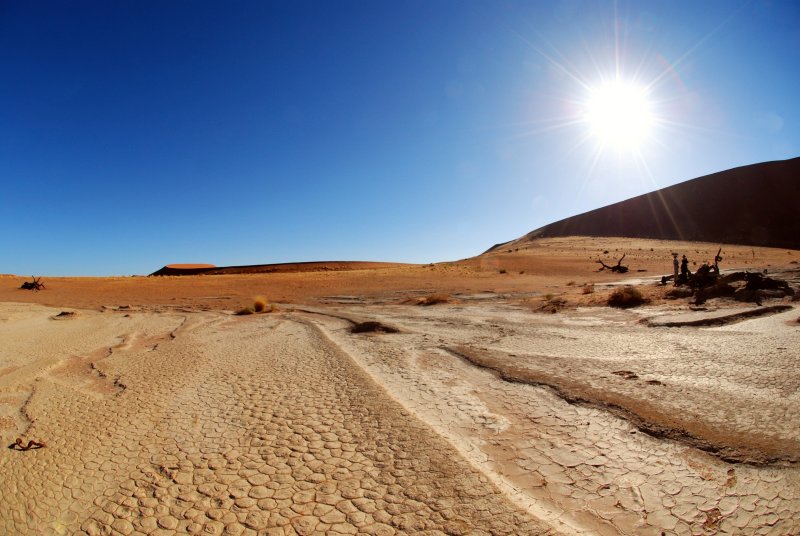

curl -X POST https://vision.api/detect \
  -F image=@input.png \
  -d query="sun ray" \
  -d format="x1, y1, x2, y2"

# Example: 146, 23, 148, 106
511, 29, 594, 92
573, 142, 606, 206
497, 117, 588, 143
505, 0, 756, 206
645, 3, 746, 94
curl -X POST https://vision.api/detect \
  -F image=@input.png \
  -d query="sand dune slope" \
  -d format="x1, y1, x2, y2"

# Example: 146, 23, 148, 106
490, 157, 800, 251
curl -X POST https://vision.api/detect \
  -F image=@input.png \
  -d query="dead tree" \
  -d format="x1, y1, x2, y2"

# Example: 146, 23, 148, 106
8, 438, 46, 450
20, 276, 45, 291
712, 246, 722, 274
597, 254, 629, 273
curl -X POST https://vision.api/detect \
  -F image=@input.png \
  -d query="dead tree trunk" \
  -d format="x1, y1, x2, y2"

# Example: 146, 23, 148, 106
597, 254, 629, 273
20, 276, 45, 291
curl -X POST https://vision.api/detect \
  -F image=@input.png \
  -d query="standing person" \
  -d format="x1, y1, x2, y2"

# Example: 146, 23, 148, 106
680, 254, 690, 282
672, 253, 679, 285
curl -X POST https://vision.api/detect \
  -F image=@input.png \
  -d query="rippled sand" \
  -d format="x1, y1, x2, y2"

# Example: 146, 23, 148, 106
1, 297, 798, 535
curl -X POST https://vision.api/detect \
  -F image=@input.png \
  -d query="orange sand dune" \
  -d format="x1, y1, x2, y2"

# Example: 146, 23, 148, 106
151, 260, 414, 276
3, 237, 797, 311
164, 263, 216, 269
489, 157, 800, 252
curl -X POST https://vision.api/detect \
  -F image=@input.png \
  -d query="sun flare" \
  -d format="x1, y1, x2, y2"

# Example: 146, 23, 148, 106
585, 82, 653, 150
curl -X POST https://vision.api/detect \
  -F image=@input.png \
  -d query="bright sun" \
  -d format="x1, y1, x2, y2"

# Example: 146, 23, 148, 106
585, 81, 653, 150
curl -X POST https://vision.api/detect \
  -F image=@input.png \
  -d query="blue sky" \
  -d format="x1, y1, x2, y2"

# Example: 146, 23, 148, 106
2, 1, 798, 275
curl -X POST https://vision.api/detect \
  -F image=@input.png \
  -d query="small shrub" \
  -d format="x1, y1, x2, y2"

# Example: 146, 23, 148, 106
582, 283, 595, 294
499, 269, 507, 274
418, 293, 449, 306
351, 321, 399, 334
236, 296, 277, 315
607, 286, 649, 308
253, 296, 268, 312
535, 294, 566, 313
566, 280, 575, 286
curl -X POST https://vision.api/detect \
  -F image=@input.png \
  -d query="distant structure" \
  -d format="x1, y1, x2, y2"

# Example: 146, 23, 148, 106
487, 157, 800, 252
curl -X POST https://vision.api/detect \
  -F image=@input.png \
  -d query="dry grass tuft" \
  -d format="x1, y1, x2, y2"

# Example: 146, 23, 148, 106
531, 294, 567, 314
607, 286, 649, 308
253, 296, 268, 312
581, 283, 595, 294
236, 296, 277, 315
417, 293, 450, 306
351, 321, 400, 334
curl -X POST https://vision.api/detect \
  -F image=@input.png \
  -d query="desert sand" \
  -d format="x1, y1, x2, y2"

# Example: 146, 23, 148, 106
505, 157, 800, 251
1, 237, 799, 535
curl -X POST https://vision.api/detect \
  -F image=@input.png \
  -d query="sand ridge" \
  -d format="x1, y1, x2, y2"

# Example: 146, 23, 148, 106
497, 157, 800, 250
3, 237, 797, 312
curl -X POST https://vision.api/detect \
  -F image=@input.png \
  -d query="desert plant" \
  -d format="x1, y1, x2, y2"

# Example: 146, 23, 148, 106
499, 269, 507, 274
351, 321, 399, 334
582, 283, 595, 294
607, 286, 649, 308
566, 280, 575, 286
236, 296, 276, 315
418, 293, 449, 306
253, 296, 268, 312
533, 294, 566, 313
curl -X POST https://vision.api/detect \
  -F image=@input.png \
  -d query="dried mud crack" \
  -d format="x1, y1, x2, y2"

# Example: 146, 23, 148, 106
1, 311, 551, 535
444, 345, 800, 466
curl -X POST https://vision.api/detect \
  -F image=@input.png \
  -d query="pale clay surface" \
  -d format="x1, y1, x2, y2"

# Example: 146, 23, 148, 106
0, 303, 549, 536
0, 300, 798, 535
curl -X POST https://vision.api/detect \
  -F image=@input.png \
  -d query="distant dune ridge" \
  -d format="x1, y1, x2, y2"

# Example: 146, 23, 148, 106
150, 261, 412, 276
152, 158, 799, 277
489, 157, 800, 252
